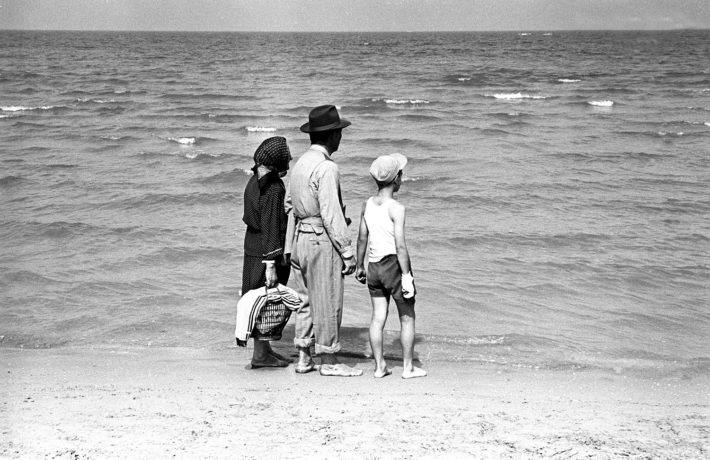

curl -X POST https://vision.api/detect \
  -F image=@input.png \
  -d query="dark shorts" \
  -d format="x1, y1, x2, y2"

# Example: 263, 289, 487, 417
367, 254, 415, 306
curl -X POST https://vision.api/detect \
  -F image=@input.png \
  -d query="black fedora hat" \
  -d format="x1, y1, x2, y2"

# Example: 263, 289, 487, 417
300, 104, 351, 133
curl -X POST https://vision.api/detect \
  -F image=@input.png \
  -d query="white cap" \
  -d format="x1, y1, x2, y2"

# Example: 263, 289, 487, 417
369, 153, 408, 184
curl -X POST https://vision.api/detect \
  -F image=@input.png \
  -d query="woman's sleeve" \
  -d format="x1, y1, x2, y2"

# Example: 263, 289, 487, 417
259, 184, 285, 260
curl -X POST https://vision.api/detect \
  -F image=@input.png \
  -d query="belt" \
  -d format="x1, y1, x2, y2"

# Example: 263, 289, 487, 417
296, 216, 324, 234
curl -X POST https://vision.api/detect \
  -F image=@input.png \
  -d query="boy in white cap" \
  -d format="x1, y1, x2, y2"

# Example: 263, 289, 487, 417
355, 153, 427, 379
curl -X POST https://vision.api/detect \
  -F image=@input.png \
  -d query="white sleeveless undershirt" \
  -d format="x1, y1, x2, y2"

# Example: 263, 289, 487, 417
363, 197, 397, 263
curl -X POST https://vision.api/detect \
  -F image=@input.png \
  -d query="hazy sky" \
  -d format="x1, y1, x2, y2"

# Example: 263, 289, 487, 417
1, 0, 709, 32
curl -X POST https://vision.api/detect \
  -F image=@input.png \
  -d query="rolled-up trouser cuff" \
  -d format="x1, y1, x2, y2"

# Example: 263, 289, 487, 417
294, 337, 315, 348
315, 342, 342, 354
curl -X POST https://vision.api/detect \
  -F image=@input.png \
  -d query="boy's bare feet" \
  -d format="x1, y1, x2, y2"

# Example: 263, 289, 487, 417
402, 366, 427, 379
374, 366, 392, 378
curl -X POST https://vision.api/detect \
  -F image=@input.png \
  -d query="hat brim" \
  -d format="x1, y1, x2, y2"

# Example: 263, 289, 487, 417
299, 118, 351, 133
389, 153, 408, 171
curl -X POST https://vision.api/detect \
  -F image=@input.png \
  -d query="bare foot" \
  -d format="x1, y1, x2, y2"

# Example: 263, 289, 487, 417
374, 367, 392, 378
402, 366, 427, 379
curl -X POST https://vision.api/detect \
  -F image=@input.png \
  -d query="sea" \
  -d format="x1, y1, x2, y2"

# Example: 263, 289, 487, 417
1, 30, 708, 378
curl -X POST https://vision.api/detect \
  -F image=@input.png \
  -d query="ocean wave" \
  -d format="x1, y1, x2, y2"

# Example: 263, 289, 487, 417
492, 93, 546, 100
138, 149, 226, 161
108, 191, 238, 209
245, 126, 276, 132
371, 97, 430, 105
99, 134, 131, 141
184, 150, 224, 160
395, 113, 441, 122
0, 175, 23, 187
199, 168, 253, 185
168, 136, 219, 146
168, 136, 197, 145
75, 97, 117, 104
656, 131, 685, 137
159, 92, 258, 101
1, 105, 58, 112
588, 100, 614, 107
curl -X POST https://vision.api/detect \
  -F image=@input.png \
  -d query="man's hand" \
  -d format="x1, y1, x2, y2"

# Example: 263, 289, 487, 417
355, 266, 367, 284
342, 255, 356, 276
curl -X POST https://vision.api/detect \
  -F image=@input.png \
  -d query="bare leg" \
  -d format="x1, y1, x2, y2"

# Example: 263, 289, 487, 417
397, 300, 426, 379
369, 296, 391, 378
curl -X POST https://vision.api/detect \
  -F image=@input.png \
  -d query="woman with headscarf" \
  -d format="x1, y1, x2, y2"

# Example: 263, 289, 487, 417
241, 136, 293, 368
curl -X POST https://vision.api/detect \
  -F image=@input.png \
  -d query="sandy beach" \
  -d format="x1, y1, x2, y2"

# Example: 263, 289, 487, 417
2, 344, 708, 459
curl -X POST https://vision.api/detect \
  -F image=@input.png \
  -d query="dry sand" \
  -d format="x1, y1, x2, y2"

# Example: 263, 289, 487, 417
2, 345, 708, 459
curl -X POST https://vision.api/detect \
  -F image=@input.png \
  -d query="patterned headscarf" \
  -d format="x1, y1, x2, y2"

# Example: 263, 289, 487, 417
253, 136, 292, 172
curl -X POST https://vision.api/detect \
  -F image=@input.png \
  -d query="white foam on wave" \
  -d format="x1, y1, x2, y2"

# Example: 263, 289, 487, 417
588, 100, 614, 107
185, 150, 223, 160
493, 93, 546, 100
169, 137, 196, 145
558, 78, 581, 83
384, 99, 430, 105
246, 126, 276, 132
76, 98, 116, 104
658, 131, 684, 137
1, 105, 55, 112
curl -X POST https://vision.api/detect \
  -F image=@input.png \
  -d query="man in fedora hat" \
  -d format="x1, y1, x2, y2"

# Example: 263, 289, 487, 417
286, 104, 362, 377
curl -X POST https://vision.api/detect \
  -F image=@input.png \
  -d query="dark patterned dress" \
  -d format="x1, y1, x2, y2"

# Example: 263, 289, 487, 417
241, 169, 290, 341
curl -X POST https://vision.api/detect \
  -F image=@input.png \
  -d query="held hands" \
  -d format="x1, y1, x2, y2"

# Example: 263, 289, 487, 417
401, 272, 415, 299
342, 255, 357, 276
355, 266, 367, 284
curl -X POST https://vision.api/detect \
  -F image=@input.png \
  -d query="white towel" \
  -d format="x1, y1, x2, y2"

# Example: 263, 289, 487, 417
234, 284, 303, 344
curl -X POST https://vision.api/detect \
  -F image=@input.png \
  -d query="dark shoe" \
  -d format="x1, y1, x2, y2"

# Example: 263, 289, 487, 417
269, 349, 293, 363
250, 354, 290, 369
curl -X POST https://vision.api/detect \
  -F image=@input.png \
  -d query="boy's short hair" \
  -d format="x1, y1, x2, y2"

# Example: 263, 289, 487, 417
369, 153, 407, 184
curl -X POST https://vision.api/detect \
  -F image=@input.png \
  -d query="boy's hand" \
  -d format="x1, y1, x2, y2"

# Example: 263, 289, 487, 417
401, 272, 415, 299
355, 267, 367, 284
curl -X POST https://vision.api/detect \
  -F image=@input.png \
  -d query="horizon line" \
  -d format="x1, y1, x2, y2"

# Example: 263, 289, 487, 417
1, 27, 709, 34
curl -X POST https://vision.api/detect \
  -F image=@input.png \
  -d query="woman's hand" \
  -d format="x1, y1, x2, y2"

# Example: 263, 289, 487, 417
264, 261, 278, 288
